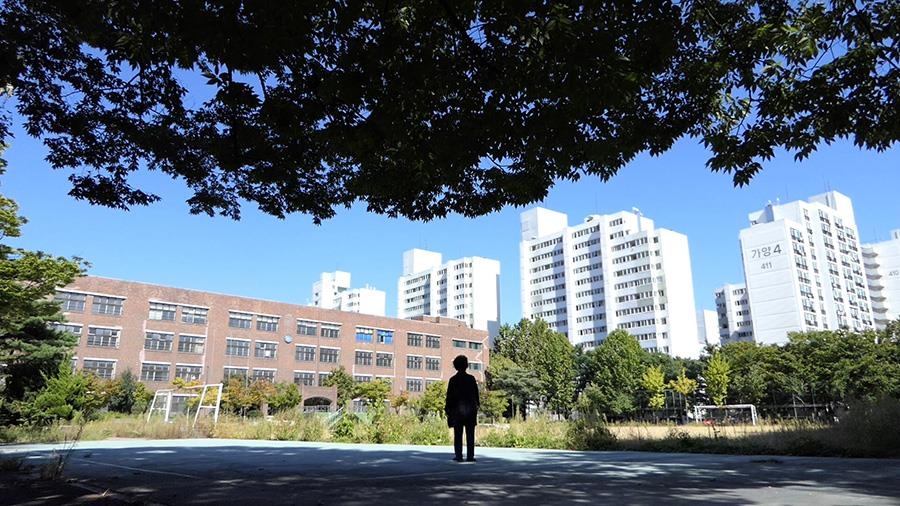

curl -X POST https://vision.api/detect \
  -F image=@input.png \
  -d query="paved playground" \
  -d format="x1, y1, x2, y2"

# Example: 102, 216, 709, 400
2, 439, 899, 505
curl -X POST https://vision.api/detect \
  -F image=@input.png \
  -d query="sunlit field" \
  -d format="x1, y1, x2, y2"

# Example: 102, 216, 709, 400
5, 400, 898, 459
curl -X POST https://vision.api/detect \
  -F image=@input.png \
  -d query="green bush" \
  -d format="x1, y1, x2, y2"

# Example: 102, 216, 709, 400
480, 417, 568, 449
566, 417, 617, 451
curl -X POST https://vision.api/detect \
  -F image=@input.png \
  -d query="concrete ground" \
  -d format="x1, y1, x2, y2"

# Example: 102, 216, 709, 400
2, 439, 899, 505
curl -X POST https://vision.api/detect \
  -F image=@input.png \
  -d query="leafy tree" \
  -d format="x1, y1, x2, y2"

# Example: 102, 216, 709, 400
785, 329, 900, 404
493, 319, 577, 414
480, 389, 509, 423
3, 2, 895, 222
221, 376, 259, 416
355, 379, 391, 408
322, 366, 357, 407
580, 329, 647, 418
641, 366, 666, 411
0, 191, 86, 422
705, 353, 731, 406
20, 361, 106, 425
269, 381, 302, 413
107, 369, 152, 414
486, 355, 541, 418
415, 380, 447, 417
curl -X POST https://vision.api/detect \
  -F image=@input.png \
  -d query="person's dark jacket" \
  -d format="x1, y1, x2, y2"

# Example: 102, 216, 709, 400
445, 371, 480, 427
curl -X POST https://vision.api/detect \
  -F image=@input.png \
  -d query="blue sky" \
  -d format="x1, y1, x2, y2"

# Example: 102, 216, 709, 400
3, 119, 899, 323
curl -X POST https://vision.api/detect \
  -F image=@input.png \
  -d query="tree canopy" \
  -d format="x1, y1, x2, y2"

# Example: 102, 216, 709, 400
1, 1, 896, 222
0, 185, 86, 421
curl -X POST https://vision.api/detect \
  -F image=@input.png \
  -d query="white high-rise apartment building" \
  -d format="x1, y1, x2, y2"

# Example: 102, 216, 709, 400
697, 309, 721, 348
863, 230, 900, 329
397, 249, 501, 339
714, 283, 754, 344
312, 271, 386, 316
520, 207, 700, 358
739, 191, 873, 345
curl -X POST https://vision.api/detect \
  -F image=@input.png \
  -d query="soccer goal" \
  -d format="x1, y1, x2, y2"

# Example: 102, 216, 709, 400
693, 404, 758, 426
146, 383, 223, 427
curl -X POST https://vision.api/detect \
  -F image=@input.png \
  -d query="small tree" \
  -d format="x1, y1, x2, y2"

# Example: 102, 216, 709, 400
107, 369, 151, 414
269, 381, 302, 413
356, 379, 390, 406
21, 360, 105, 425
415, 380, 447, 417
706, 353, 731, 406
641, 366, 666, 412
390, 390, 410, 414
322, 366, 356, 407
480, 389, 509, 423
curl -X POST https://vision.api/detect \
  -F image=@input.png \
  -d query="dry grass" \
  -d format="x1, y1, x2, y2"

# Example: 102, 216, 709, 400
4, 398, 898, 458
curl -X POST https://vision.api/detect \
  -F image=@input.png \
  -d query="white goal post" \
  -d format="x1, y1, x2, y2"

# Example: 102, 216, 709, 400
693, 404, 758, 426
146, 383, 223, 427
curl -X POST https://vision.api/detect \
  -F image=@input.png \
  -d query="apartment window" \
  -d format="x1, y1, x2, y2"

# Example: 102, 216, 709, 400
83, 359, 115, 379
257, 315, 279, 332
182, 306, 208, 325
228, 312, 252, 329
175, 364, 203, 382
407, 355, 423, 369
223, 367, 248, 379
376, 329, 394, 344
318, 373, 330, 386
255, 341, 278, 359
425, 335, 441, 349
293, 371, 315, 386
92, 296, 124, 316
469, 362, 483, 371
177, 334, 205, 354
355, 350, 373, 366
144, 331, 174, 352
148, 302, 176, 321
87, 327, 120, 348
225, 338, 250, 357
319, 348, 339, 363
354, 375, 373, 383
320, 323, 340, 338
406, 378, 423, 393
140, 362, 169, 382
407, 333, 423, 347
452, 339, 466, 349
54, 291, 86, 312
426, 357, 441, 371
252, 369, 276, 382
468, 341, 483, 350
295, 345, 316, 362
297, 320, 318, 336
376, 352, 393, 368
355, 327, 374, 343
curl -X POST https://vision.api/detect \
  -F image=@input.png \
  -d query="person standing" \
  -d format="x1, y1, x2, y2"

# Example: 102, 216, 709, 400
445, 354, 480, 462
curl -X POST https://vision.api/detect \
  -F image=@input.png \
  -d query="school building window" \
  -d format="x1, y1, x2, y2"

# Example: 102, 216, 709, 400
225, 338, 250, 357
144, 331, 174, 352
83, 359, 115, 379
140, 362, 169, 382
181, 306, 208, 325
87, 327, 120, 348
55, 291, 86, 312
295, 345, 316, 362
92, 296, 124, 316
319, 348, 339, 363
148, 302, 176, 321
177, 334, 205, 354
256, 315, 279, 332
228, 312, 252, 329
